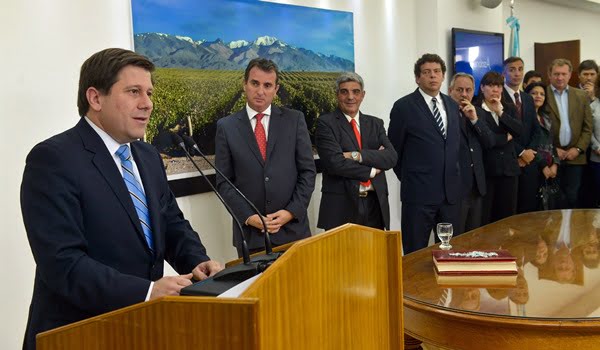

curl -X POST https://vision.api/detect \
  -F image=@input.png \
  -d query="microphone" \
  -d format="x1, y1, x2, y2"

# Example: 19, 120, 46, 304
170, 133, 262, 284
181, 134, 281, 264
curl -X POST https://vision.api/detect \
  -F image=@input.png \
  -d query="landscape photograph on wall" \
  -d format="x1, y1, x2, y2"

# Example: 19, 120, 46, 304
131, 0, 355, 178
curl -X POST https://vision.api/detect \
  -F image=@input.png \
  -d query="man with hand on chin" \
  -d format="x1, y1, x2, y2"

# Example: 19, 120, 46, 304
20, 48, 223, 350
215, 58, 316, 257
315, 72, 397, 231
448, 73, 495, 234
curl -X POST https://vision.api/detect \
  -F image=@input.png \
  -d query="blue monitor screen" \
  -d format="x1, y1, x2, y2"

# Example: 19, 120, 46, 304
452, 28, 504, 93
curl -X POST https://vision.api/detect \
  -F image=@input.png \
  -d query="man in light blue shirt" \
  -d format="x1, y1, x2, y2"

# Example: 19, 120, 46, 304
544, 58, 593, 208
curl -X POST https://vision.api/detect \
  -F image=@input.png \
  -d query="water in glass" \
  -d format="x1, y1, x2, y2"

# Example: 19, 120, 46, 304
437, 223, 453, 250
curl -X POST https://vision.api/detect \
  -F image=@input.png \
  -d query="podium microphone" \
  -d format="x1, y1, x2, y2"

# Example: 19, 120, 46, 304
181, 134, 281, 265
171, 133, 262, 284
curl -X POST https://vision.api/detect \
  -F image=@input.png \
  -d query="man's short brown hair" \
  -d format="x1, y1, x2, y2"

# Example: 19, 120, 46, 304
244, 58, 280, 85
548, 58, 573, 73
77, 48, 154, 117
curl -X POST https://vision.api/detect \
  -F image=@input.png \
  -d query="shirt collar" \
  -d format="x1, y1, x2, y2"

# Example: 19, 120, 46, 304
551, 84, 570, 94
418, 88, 441, 105
504, 84, 519, 97
343, 112, 360, 126
84, 116, 130, 156
246, 104, 272, 120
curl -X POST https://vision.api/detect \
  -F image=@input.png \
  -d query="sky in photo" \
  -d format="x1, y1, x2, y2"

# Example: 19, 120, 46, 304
132, 0, 354, 61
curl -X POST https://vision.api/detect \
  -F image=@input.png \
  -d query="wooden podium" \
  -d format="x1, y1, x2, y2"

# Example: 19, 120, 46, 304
36, 224, 404, 349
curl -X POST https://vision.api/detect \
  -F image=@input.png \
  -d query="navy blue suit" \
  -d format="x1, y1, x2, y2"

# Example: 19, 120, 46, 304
502, 89, 542, 213
215, 106, 316, 253
388, 89, 461, 254
21, 119, 210, 350
458, 107, 495, 234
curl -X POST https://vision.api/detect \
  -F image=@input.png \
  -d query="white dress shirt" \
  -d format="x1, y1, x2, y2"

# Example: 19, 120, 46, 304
246, 104, 271, 140
419, 88, 447, 132
344, 113, 376, 191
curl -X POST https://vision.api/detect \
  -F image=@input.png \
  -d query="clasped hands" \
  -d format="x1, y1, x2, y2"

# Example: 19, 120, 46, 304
150, 260, 224, 300
557, 147, 581, 161
518, 149, 537, 167
246, 209, 293, 234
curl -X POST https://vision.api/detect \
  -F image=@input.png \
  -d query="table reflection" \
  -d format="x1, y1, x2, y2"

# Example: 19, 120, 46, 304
403, 209, 600, 319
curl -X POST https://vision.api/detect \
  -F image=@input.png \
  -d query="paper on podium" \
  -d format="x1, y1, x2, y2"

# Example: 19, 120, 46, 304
217, 273, 262, 298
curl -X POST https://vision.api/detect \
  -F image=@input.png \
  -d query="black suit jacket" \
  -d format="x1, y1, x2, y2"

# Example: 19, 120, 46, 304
502, 88, 541, 155
20, 119, 210, 350
473, 100, 524, 177
315, 110, 397, 229
215, 106, 316, 250
388, 89, 461, 205
459, 107, 496, 197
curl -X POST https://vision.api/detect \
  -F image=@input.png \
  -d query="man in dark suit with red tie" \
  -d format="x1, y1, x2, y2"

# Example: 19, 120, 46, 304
502, 57, 541, 213
388, 53, 461, 254
315, 72, 397, 230
20, 48, 223, 350
215, 58, 316, 257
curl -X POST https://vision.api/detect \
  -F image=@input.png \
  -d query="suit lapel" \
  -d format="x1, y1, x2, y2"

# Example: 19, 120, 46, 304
235, 110, 265, 166
77, 120, 146, 242
131, 143, 162, 253
546, 87, 560, 118
413, 89, 445, 139
266, 106, 281, 161
337, 110, 360, 149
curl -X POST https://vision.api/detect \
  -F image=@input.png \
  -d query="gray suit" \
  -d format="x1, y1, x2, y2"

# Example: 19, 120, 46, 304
215, 106, 316, 252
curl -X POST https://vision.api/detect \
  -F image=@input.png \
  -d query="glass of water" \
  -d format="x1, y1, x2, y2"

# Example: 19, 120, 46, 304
437, 223, 453, 250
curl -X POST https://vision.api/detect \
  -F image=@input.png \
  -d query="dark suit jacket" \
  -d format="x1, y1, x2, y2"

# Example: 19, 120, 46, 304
388, 89, 461, 205
215, 106, 316, 250
473, 100, 523, 177
502, 88, 541, 155
20, 119, 209, 350
315, 110, 397, 230
544, 85, 593, 165
459, 107, 495, 197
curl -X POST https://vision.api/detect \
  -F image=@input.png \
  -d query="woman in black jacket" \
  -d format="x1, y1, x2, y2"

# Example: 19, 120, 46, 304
473, 71, 523, 224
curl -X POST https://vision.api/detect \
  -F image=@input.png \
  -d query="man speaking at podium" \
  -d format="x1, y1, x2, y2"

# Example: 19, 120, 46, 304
20, 48, 223, 350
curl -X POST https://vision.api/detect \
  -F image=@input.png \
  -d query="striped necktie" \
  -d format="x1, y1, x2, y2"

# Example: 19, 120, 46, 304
432, 97, 446, 138
116, 145, 154, 251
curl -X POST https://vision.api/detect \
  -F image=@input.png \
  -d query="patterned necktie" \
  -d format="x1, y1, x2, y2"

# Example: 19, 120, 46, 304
350, 118, 371, 188
432, 97, 446, 138
514, 92, 522, 118
116, 145, 154, 251
254, 113, 267, 161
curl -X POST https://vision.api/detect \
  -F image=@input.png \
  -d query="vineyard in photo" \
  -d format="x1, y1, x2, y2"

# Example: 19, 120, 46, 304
148, 68, 338, 175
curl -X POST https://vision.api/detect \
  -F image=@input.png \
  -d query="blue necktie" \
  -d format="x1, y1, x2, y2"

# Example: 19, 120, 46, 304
432, 97, 446, 138
116, 145, 154, 251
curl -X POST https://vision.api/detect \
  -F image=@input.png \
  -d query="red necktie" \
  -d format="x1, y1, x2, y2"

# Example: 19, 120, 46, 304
514, 92, 522, 118
254, 113, 267, 161
350, 118, 371, 187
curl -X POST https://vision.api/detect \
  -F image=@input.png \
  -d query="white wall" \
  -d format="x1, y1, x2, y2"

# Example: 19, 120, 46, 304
1, 0, 599, 348
503, 0, 600, 72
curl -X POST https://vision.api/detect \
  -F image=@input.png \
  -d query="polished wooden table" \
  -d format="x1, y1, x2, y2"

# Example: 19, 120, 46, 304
403, 209, 600, 350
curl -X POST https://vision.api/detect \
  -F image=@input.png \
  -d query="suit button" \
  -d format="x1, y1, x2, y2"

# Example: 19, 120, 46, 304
267, 200, 271, 204
470, 148, 474, 152
470, 163, 474, 167
500, 152, 504, 155
265, 177, 270, 182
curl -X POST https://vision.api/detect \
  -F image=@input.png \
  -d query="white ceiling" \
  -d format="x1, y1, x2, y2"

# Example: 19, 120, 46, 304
538, 0, 600, 12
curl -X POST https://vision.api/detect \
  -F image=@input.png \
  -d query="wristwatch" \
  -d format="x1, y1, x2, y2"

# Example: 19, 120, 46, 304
576, 147, 583, 154
351, 151, 360, 161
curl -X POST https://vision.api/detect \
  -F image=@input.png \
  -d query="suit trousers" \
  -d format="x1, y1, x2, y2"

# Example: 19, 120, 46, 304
482, 175, 518, 225
517, 163, 541, 214
590, 161, 600, 208
401, 201, 460, 255
458, 188, 483, 235
356, 191, 385, 230
557, 164, 584, 209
